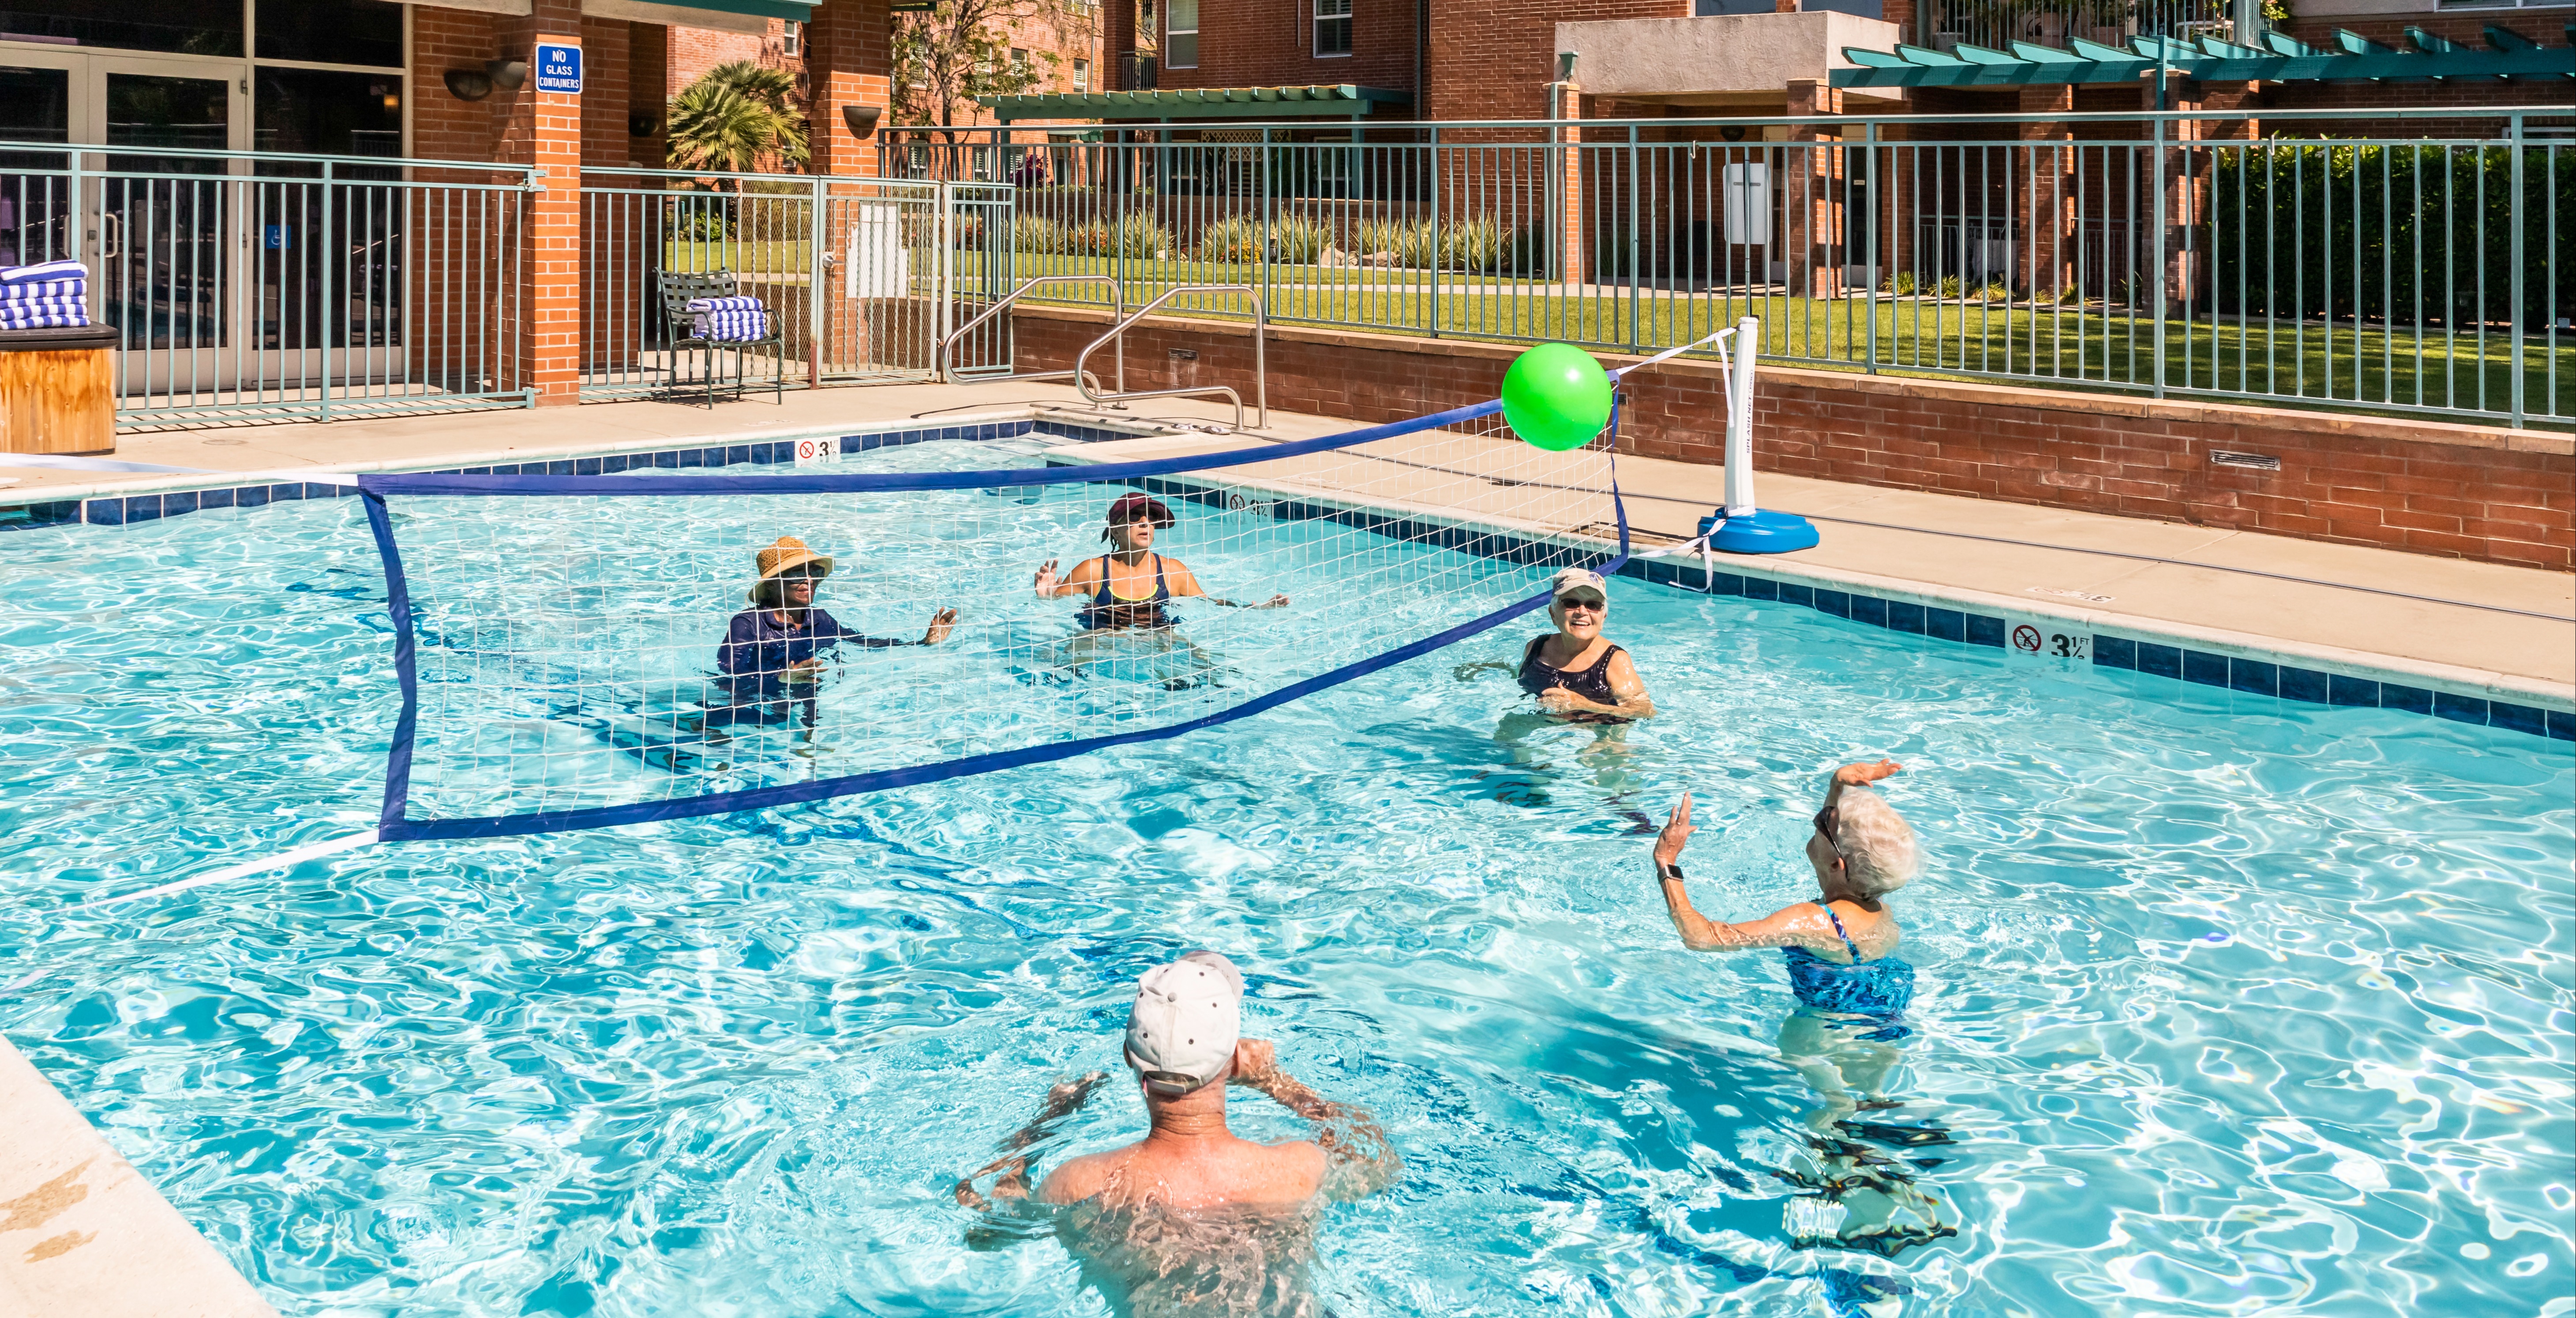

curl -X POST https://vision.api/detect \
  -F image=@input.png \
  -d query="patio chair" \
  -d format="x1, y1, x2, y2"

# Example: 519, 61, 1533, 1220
655, 270, 785, 408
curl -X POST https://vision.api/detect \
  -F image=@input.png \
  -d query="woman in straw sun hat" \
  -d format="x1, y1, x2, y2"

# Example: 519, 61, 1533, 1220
710, 535, 955, 726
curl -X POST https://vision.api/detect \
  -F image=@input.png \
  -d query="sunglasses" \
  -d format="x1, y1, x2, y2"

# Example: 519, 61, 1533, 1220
1813, 806, 1843, 859
781, 573, 822, 586
1557, 595, 1606, 612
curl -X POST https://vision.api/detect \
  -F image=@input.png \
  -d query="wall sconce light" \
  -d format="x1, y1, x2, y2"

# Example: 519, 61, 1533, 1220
487, 58, 529, 90
841, 105, 883, 139
1721, 124, 1747, 142
629, 111, 660, 137
444, 68, 493, 101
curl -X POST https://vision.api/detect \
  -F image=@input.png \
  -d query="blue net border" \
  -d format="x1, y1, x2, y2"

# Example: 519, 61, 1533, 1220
360, 400, 1631, 841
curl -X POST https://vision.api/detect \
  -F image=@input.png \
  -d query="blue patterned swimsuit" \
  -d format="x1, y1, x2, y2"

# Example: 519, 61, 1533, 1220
1781, 902, 1916, 1041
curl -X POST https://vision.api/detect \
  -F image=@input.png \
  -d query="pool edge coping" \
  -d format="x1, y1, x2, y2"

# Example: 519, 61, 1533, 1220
0, 1034, 278, 1317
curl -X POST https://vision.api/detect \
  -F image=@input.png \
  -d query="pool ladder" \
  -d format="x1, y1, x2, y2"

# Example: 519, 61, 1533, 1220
938, 278, 1269, 434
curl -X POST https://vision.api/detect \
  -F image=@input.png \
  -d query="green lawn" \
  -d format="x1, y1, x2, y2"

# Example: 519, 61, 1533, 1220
988, 272, 2576, 425
654, 240, 2575, 423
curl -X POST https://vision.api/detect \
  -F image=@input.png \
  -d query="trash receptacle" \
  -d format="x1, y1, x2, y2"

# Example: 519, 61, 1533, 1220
0, 324, 117, 456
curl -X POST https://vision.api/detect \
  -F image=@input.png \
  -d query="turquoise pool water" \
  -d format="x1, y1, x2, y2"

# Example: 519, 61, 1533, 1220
1, 436, 2569, 1317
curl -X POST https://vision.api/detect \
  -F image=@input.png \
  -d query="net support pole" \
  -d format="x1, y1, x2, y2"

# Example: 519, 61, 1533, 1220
1697, 315, 1819, 555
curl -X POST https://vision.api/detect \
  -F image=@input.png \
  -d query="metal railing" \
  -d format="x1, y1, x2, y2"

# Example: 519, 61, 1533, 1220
886, 108, 2570, 428
1916, 0, 2231, 52
937, 274, 1124, 387
577, 167, 1012, 401
0, 142, 536, 427
1074, 284, 1268, 430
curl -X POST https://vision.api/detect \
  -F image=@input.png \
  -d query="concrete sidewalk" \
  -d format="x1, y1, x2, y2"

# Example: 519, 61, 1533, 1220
6, 383, 2569, 699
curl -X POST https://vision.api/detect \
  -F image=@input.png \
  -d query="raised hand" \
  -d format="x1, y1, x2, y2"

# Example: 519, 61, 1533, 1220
1654, 792, 1695, 869
1230, 1037, 1281, 1087
1255, 593, 1289, 609
1033, 559, 1061, 598
1833, 759, 1903, 786
922, 607, 959, 645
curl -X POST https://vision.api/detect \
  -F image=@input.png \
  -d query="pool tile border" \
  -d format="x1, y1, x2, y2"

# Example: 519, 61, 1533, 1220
1077, 467, 2570, 746
1, 419, 1145, 532
1619, 556, 2572, 744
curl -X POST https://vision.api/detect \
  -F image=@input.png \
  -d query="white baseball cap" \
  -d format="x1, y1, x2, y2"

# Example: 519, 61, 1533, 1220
1124, 950, 1245, 1097
1551, 567, 1609, 603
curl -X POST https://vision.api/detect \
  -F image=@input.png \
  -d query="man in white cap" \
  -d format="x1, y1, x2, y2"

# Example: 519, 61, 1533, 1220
952, 951, 1400, 1307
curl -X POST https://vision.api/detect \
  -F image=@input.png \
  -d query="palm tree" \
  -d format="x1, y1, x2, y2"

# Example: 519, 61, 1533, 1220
666, 61, 810, 181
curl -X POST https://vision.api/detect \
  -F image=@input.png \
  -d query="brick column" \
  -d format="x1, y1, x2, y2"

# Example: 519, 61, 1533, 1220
495, 1, 585, 406
1783, 78, 1838, 297
808, 0, 891, 177
2016, 83, 2074, 298
2141, 77, 2257, 312
1553, 84, 1589, 286
1104, 0, 1136, 91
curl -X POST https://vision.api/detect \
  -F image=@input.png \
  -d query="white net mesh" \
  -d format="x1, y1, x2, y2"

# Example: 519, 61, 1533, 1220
377, 409, 1624, 832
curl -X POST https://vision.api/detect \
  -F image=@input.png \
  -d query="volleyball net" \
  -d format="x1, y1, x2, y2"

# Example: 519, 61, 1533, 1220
354, 399, 1631, 841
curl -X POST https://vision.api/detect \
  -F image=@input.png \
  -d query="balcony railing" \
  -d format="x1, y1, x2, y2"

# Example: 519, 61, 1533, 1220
1916, 0, 2232, 51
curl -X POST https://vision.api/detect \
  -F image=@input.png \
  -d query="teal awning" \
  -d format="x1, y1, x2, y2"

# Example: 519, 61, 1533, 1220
665, 0, 817, 19
982, 85, 1410, 122
1831, 25, 2573, 88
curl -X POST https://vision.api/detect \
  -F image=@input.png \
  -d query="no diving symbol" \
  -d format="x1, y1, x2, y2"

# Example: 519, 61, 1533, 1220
1227, 494, 1248, 510
2011, 624, 2042, 653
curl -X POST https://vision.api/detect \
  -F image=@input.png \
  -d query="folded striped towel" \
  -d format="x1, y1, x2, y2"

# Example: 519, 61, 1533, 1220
0, 297, 90, 330
685, 295, 769, 342
0, 258, 89, 327
0, 258, 87, 285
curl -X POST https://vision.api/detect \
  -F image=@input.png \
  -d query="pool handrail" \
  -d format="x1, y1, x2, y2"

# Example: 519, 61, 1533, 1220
1074, 285, 1268, 433
937, 275, 1124, 393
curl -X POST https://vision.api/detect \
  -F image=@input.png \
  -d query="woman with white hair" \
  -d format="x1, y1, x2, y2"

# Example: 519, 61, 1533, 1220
1649, 759, 1918, 1034
1650, 759, 1950, 1255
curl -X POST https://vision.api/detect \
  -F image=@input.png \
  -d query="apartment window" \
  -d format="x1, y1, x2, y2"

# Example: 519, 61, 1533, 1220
1166, 0, 1199, 68
1010, 46, 1031, 79
1073, 58, 1091, 91
781, 20, 801, 55
1315, 0, 1352, 56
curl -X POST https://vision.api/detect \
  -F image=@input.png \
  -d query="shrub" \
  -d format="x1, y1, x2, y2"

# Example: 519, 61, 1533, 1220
1935, 274, 1963, 299
1270, 214, 1329, 263
1441, 217, 1508, 273
1197, 215, 1266, 262
1881, 271, 1920, 296
1012, 215, 1068, 254
1070, 212, 1174, 258
1357, 217, 1438, 266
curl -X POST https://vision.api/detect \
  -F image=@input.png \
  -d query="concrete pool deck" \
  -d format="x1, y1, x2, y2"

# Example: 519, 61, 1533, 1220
0, 1037, 276, 1317
8, 382, 2561, 701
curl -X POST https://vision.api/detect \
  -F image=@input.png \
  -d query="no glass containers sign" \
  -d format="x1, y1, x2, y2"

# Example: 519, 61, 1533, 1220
536, 42, 582, 94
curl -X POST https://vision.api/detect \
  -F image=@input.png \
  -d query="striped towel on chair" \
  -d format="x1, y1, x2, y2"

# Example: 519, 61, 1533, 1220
0, 258, 90, 328
685, 295, 769, 342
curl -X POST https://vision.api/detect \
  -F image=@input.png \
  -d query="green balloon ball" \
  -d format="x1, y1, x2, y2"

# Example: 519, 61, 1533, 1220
1502, 342, 1614, 452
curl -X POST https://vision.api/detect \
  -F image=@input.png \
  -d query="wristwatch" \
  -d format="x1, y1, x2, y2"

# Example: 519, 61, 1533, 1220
1655, 860, 1685, 884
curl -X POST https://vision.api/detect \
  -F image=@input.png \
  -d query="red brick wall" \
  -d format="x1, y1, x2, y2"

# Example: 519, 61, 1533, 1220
1154, 0, 1418, 103
1425, 0, 1685, 123
1005, 304, 2574, 568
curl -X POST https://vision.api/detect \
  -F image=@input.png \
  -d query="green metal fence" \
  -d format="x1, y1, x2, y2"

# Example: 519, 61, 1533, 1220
889, 106, 2570, 429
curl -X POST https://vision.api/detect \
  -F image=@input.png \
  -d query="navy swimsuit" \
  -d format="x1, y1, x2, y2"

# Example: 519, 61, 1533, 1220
1781, 902, 1916, 1041
1078, 553, 1177, 630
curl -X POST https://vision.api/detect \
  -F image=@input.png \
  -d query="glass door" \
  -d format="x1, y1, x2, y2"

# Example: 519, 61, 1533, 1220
0, 55, 79, 268
95, 65, 240, 382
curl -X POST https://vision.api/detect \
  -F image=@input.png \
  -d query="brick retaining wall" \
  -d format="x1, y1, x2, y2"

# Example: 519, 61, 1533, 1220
1009, 305, 2574, 571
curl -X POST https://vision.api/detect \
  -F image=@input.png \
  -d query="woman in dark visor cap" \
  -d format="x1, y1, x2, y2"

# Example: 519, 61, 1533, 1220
1033, 493, 1289, 630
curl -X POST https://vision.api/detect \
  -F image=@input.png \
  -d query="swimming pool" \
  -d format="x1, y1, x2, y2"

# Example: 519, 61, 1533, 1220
2, 433, 2569, 1317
